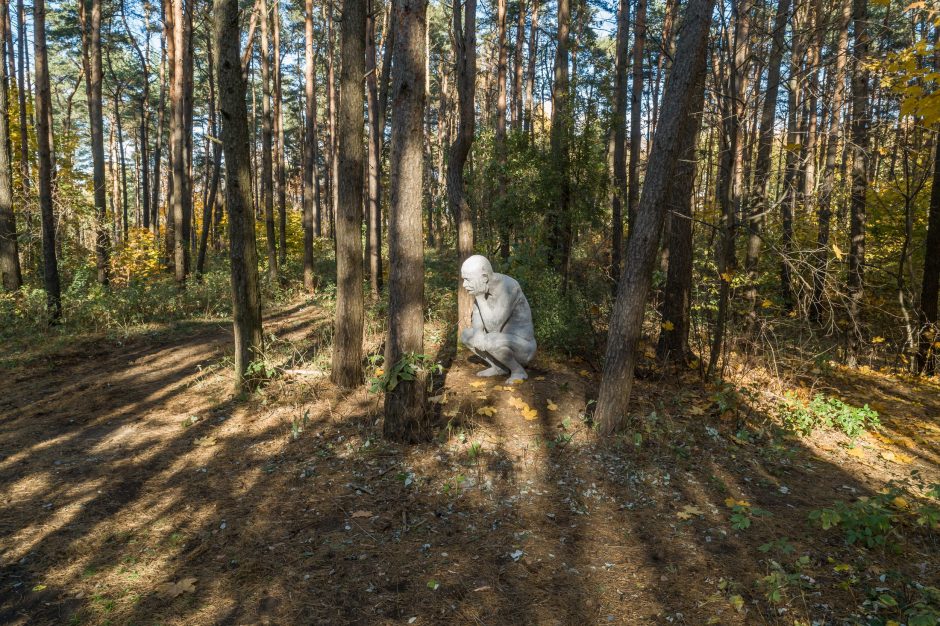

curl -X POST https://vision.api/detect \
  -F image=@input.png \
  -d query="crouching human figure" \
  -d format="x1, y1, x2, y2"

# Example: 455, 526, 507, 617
460, 255, 536, 382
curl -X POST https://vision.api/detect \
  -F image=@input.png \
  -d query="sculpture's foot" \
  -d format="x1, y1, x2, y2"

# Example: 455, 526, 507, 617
505, 369, 528, 384
476, 366, 507, 377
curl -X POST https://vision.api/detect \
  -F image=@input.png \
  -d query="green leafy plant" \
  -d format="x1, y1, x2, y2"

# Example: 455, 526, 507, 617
368, 353, 442, 393
780, 392, 879, 439
809, 487, 903, 548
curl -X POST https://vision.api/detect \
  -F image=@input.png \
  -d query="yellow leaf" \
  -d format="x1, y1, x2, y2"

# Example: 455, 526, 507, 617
547, 400, 559, 411
891, 496, 909, 509
661, 320, 675, 331
887, 621, 901, 626
579, 369, 592, 377
788, 309, 798, 318
523, 407, 539, 421
470, 381, 486, 388
761, 299, 772, 308
194, 436, 217, 447
375, 368, 385, 377
784, 142, 803, 153
720, 271, 734, 283
846, 446, 867, 458
881, 450, 914, 464
158, 578, 198, 598
833, 563, 854, 573
872, 336, 885, 344
477, 406, 496, 417
724, 498, 750, 508
729, 594, 745, 612
832, 242, 844, 260
534, 375, 546, 381
677, 504, 704, 520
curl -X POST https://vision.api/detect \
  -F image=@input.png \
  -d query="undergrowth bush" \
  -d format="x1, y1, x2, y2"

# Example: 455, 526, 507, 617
780, 391, 880, 438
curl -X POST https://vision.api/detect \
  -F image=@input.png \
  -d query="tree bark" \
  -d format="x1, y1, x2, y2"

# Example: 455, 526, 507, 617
0, 0, 20, 291
917, 135, 940, 374
609, 0, 629, 288
511, 0, 525, 130
214, 0, 264, 392
197, 34, 221, 276
547, 0, 571, 285
524, 0, 539, 136
594, 0, 714, 435
365, 0, 382, 296
331, 0, 367, 388
258, 0, 278, 281
303, 0, 319, 291
169, 0, 190, 284
448, 0, 476, 337
846, 0, 869, 367
273, 0, 286, 267
384, 0, 428, 441
626, 0, 646, 231
33, 0, 60, 319
495, 0, 509, 259
15, 0, 27, 202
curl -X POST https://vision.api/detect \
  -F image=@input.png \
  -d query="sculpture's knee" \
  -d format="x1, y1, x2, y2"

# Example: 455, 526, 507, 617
483, 334, 508, 354
460, 327, 475, 346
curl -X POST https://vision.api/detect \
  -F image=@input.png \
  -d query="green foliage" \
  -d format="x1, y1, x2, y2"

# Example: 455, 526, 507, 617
861, 575, 940, 626
809, 488, 902, 549
779, 392, 880, 439
367, 352, 442, 393
757, 555, 811, 605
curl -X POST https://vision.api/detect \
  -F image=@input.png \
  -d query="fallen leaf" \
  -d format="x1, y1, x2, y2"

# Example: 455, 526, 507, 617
470, 381, 486, 388
661, 320, 675, 331
522, 408, 539, 421
375, 368, 385, 377
534, 376, 546, 381
720, 271, 734, 283
761, 299, 773, 308
194, 436, 217, 447
547, 400, 559, 411
477, 406, 496, 417
881, 450, 913, 464
350, 510, 372, 518
428, 393, 447, 404
832, 242, 844, 260
891, 496, 909, 509
158, 577, 197, 598
677, 505, 704, 520
729, 594, 745, 612
724, 498, 750, 508
473, 585, 492, 592
846, 446, 866, 458
579, 369, 592, 377
872, 336, 885, 344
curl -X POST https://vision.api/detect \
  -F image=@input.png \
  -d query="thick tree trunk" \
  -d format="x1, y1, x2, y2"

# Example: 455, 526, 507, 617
744, 0, 790, 328
384, 0, 428, 441
258, 0, 278, 281
0, 0, 20, 291
326, 0, 338, 243
214, 0, 263, 392
169, 0, 190, 284
594, 0, 714, 435
448, 0, 476, 337
303, 0, 319, 290
811, 0, 851, 323
609, 0, 629, 288
81, 0, 110, 285
657, 70, 707, 365
917, 135, 940, 374
331, 0, 367, 388
626, 0, 646, 231
846, 0, 869, 367
33, 0, 60, 319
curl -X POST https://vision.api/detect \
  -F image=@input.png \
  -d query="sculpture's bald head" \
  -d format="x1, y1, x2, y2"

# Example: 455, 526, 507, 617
461, 255, 493, 297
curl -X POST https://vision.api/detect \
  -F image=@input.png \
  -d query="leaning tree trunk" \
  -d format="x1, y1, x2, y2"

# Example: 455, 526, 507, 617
384, 0, 428, 442
846, 0, 869, 367
33, 0, 60, 319
448, 0, 476, 337
302, 0, 319, 291
214, 0, 263, 392
594, 0, 715, 435
331, 0, 367, 389
0, 0, 21, 291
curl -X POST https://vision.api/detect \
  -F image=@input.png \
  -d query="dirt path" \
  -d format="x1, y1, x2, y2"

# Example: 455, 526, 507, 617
1, 305, 938, 625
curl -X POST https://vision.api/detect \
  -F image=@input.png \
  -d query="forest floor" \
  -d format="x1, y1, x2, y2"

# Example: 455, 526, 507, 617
1, 297, 939, 625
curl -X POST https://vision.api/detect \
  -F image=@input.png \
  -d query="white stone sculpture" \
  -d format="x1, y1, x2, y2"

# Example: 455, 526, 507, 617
460, 255, 536, 382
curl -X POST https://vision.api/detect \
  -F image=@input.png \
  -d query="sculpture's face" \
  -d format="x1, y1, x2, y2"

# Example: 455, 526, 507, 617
461, 267, 488, 297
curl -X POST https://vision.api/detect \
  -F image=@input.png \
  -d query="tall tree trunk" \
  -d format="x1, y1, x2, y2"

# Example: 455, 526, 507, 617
326, 0, 338, 243
657, 68, 707, 364
365, 0, 382, 296
197, 34, 221, 276
511, 0, 524, 130
152, 35, 166, 234
114, 87, 129, 241
258, 0, 278, 280
15, 0, 27, 201
626, 0, 646, 231
547, 0, 571, 285
708, 0, 750, 377
917, 134, 940, 374
0, 0, 20, 291
169, 0, 190, 283
524, 0, 539, 136
609, 0, 629, 288
495, 0, 509, 259
215, 0, 263, 391
121, 0, 150, 232
448, 0, 476, 337
595, 0, 714, 435
744, 0, 790, 328
845, 0, 869, 366
331, 0, 367, 388
33, 0, 59, 318
303, 0, 319, 290
811, 0, 851, 323
273, 0, 286, 267
384, 0, 428, 441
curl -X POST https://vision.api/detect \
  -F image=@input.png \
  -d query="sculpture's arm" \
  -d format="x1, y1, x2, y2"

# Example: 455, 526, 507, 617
471, 299, 485, 331
485, 282, 521, 332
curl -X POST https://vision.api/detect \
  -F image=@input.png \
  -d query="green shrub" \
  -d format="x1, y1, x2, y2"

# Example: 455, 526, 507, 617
780, 392, 880, 439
